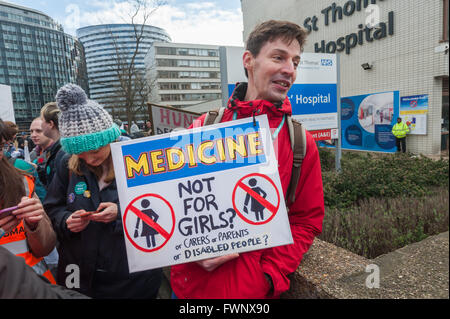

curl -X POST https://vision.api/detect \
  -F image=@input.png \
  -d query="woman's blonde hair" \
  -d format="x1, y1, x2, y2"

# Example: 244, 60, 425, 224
68, 153, 115, 184
40, 102, 60, 130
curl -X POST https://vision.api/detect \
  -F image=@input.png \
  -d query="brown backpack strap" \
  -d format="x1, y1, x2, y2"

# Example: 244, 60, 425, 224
286, 118, 307, 204
203, 107, 226, 126
204, 110, 219, 126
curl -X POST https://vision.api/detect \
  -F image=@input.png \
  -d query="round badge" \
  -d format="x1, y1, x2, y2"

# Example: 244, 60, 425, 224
83, 190, 91, 198
68, 193, 75, 203
74, 182, 87, 195
46, 166, 51, 175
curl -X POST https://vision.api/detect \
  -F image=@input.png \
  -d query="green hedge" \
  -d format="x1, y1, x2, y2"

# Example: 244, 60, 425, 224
319, 188, 449, 259
319, 149, 449, 209
318, 148, 449, 258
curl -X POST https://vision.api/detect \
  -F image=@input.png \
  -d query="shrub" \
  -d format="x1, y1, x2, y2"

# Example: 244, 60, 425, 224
319, 149, 449, 209
317, 148, 449, 257
319, 187, 449, 258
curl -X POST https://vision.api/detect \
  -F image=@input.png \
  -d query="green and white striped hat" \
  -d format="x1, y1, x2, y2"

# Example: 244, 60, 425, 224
56, 83, 120, 155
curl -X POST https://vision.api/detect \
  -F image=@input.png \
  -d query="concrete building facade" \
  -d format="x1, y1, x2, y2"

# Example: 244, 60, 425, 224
0, 1, 88, 129
146, 42, 222, 109
77, 24, 170, 123
241, 0, 449, 155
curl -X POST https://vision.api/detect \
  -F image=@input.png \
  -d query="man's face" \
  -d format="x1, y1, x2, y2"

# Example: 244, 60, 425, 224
40, 116, 54, 138
30, 118, 51, 147
244, 37, 301, 103
397, 118, 402, 123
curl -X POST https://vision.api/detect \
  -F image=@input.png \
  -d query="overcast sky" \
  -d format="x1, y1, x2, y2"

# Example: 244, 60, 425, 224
4, 0, 244, 46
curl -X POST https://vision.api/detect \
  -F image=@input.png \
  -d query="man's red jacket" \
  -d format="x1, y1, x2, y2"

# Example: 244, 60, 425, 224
171, 83, 325, 298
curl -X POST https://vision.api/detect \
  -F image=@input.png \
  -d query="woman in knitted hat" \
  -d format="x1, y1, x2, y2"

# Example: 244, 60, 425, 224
43, 84, 162, 299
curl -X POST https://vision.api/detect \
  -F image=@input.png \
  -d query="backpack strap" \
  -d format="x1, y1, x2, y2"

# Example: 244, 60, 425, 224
203, 107, 226, 126
286, 117, 307, 204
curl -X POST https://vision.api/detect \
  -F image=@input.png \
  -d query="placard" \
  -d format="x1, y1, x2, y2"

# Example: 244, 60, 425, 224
111, 115, 293, 272
149, 104, 200, 135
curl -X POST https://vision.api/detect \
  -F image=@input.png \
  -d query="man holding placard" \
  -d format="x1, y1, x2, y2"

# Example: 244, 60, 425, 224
170, 20, 324, 299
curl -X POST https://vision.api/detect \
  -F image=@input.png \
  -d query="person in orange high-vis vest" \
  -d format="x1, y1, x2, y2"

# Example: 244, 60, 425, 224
1, 118, 57, 285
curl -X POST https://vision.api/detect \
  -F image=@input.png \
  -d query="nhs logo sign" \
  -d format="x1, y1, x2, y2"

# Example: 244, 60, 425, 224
321, 59, 333, 66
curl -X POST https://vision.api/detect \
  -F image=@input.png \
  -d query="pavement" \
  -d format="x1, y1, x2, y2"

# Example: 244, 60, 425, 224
285, 232, 449, 299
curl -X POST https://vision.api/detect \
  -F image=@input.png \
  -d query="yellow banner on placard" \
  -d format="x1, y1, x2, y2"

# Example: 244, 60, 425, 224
400, 110, 428, 115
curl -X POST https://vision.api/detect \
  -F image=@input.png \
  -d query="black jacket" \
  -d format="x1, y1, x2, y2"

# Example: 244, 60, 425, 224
0, 246, 88, 299
37, 139, 65, 188
43, 154, 162, 298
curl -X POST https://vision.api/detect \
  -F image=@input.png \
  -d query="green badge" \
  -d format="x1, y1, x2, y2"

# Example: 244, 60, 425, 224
46, 166, 51, 175
74, 182, 87, 195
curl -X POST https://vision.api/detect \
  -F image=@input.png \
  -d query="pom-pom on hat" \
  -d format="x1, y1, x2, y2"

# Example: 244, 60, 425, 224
56, 83, 120, 155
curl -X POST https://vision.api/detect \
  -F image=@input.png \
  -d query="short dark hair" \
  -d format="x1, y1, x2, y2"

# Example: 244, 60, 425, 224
2, 120, 18, 141
0, 118, 7, 141
244, 20, 307, 77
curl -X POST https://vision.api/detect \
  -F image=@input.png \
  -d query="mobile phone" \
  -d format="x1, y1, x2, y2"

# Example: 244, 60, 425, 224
0, 206, 18, 218
79, 211, 95, 218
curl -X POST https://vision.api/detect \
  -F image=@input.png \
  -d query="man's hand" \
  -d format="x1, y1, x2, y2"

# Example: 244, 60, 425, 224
195, 253, 239, 272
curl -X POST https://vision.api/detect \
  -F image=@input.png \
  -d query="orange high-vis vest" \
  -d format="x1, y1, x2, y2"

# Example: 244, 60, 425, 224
0, 175, 56, 284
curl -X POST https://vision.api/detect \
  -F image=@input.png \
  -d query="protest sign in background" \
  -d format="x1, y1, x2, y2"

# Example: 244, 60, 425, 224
111, 115, 293, 272
400, 95, 428, 135
148, 103, 200, 135
0, 84, 15, 122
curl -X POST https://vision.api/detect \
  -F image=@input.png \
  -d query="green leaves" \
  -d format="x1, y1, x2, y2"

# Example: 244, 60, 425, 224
318, 149, 449, 258
319, 149, 449, 209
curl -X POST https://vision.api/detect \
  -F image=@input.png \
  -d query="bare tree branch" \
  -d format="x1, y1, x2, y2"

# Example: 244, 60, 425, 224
92, 0, 167, 130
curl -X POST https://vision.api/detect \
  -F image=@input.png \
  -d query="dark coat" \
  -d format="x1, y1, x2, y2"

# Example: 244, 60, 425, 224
37, 139, 64, 189
43, 154, 162, 298
0, 246, 88, 299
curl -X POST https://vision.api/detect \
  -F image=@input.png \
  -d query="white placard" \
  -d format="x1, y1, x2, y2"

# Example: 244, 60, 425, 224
0, 84, 15, 122
111, 115, 293, 272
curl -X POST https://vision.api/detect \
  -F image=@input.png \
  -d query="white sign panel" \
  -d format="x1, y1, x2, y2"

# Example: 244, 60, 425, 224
0, 84, 15, 122
400, 95, 428, 135
111, 115, 293, 272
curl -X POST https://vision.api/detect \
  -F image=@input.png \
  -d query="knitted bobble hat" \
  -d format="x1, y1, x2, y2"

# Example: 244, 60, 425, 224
56, 83, 120, 155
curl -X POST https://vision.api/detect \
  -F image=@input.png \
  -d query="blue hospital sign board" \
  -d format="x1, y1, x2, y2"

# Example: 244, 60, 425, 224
111, 115, 293, 272
340, 91, 399, 152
